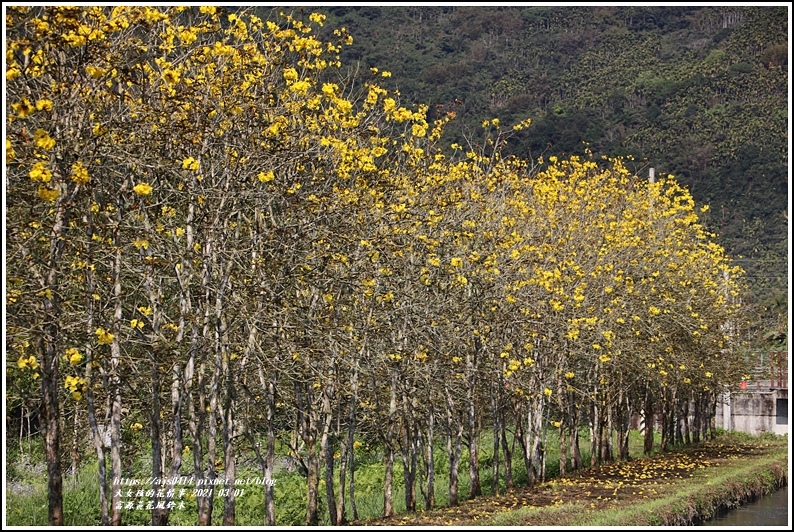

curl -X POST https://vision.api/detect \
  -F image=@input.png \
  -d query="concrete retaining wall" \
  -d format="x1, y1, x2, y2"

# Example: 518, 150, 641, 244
715, 388, 788, 436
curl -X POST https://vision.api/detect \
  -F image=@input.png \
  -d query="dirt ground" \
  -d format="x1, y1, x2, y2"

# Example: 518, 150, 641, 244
354, 440, 775, 526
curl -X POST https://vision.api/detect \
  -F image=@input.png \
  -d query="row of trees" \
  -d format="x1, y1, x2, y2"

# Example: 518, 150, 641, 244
5, 6, 747, 526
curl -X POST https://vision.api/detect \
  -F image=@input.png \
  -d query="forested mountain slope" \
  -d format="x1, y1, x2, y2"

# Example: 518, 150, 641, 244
286, 5, 787, 336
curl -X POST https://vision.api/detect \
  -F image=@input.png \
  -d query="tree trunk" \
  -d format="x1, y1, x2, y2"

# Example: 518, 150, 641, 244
515, 406, 531, 482
213, 258, 234, 526
70, 409, 79, 487
32, 201, 73, 526
616, 389, 630, 461
682, 397, 691, 445
660, 388, 670, 451
37, 201, 69, 526
383, 373, 398, 518
163, 362, 183, 526
490, 386, 501, 493
252, 361, 277, 526
348, 365, 359, 522
466, 350, 481, 499
295, 379, 320, 526
336, 413, 348, 525
559, 422, 568, 477
674, 389, 684, 446
557, 376, 567, 476
203, 351, 220, 526
447, 420, 463, 507
590, 397, 600, 468
445, 385, 462, 506
110, 247, 124, 525
195, 236, 216, 525
400, 389, 417, 512
599, 401, 610, 463
570, 419, 583, 471
305, 432, 320, 526
643, 388, 655, 455
265, 365, 277, 525
40, 333, 64, 526
383, 442, 395, 517
321, 390, 336, 527
532, 399, 546, 482
424, 405, 436, 510
692, 394, 702, 444
500, 409, 514, 489
84, 243, 109, 525
150, 351, 165, 525
187, 335, 209, 525
222, 340, 236, 526
86, 373, 109, 525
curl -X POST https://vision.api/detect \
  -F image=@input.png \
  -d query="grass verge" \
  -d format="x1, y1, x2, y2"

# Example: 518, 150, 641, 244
464, 433, 788, 527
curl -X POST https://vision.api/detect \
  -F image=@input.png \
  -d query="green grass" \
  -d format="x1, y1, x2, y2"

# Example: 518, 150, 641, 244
475, 432, 789, 527
568, 451, 788, 527
5, 426, 665, 526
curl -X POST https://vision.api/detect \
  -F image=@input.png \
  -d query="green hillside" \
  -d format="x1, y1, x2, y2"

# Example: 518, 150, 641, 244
287, 5, 788, 337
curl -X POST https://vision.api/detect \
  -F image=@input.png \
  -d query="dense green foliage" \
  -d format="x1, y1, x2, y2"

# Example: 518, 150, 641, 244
304, 5, 788, 335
